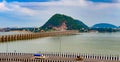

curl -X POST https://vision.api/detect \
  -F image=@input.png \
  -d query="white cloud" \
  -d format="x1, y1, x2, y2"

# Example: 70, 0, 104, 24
14, 0, 91, 7
11, 0, 120, 11
9, 3, 36, 16
37, 0, 90, 6
0, 0, 120, 27
1, 0, 120, 14
0, 1, 36, 16
0, 2, 10, 11
117, 0, 120, 2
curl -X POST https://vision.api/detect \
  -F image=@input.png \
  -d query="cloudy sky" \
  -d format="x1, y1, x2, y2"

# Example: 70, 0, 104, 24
0, 0, 120, 28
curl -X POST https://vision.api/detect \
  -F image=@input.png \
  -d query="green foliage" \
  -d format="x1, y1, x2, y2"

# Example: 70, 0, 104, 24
41, 14, 89, 32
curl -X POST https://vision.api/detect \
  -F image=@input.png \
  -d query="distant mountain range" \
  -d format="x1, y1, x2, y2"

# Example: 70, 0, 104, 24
92, 23, 118, 28
0, 27, 40, 32
1, 14, 120, 32
41, 14, 89, 32
91, 23, 119, 32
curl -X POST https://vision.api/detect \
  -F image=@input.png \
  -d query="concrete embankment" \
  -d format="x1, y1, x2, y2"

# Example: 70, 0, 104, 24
0, 30, 79, 42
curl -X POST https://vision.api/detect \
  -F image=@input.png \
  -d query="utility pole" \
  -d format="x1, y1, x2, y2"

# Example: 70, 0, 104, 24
58, 36, 62, 61
6, 41, 8, 53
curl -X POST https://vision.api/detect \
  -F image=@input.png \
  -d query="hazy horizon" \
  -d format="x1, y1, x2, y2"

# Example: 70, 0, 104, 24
0, 0, 120, 28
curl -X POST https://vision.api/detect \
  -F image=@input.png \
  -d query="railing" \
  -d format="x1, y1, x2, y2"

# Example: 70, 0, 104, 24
39, 51, 120, 61
0, 52, 119, 62
0, 53, 77, 62
0, 58, 77, 62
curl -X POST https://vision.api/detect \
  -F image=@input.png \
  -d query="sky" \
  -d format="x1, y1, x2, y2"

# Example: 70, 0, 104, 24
0, 0, 120, 28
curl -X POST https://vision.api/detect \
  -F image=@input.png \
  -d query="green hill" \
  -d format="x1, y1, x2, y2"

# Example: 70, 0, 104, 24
41, 14, 88, 32
91, 23, 119, 32
92, 23, 117, 28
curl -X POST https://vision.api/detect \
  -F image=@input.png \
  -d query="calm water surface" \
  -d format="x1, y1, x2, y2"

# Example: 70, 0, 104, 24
0, 32, 120, 55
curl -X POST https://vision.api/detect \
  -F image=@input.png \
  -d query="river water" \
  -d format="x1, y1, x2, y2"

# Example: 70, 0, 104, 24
0, 32, 120, 55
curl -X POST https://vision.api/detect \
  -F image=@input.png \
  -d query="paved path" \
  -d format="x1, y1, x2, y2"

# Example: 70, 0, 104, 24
0, 54, 119, 62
